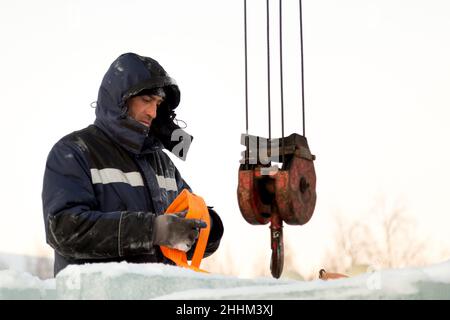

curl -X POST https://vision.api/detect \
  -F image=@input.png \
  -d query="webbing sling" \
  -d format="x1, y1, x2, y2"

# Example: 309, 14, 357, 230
160, 189, 211, 272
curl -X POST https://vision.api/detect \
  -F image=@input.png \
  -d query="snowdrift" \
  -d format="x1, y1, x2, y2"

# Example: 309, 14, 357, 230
0, 260, 449, 299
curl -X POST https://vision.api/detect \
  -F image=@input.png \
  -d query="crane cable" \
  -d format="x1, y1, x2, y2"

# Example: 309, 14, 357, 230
266, 0, 272, 141
243, 0, 306, 154
279, 0, 285, 164
299, 0, 306, 137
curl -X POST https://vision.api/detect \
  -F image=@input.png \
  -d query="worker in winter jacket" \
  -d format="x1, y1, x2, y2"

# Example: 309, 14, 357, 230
42, 52, 224, 276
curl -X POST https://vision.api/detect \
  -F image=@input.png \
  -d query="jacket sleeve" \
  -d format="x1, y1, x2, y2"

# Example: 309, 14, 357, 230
42, 139, 156, 260
203, 207, 224, 258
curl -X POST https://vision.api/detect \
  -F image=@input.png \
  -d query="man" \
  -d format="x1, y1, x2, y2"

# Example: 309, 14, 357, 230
42, 53, 224, 276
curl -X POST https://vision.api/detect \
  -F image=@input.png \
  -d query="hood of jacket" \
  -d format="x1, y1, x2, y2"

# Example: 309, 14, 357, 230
94, 52, 181, 155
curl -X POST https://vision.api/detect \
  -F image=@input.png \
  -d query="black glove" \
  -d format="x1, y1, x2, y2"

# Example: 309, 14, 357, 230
153, 211, 207, 252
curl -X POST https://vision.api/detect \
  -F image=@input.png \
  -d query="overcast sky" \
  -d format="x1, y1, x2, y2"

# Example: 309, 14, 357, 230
0, 0, 449, 277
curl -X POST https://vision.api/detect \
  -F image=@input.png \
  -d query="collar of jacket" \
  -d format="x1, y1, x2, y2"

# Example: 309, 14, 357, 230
94, 117, 163, 155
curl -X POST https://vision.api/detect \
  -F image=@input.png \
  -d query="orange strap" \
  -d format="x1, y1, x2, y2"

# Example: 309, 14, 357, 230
160, 189, 211, 272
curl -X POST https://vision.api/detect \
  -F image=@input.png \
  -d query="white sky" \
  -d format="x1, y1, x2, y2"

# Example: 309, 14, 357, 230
0, 0, 449, 277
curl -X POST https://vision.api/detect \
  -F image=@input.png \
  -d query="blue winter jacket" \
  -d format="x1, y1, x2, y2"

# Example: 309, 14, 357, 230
42, 53, 223, 276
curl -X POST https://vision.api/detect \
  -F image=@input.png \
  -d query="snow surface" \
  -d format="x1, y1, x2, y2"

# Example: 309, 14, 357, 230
1, 261, 450, 299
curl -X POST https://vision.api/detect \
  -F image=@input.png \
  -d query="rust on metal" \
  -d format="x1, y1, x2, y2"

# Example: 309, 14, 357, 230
237, 133, 317, 278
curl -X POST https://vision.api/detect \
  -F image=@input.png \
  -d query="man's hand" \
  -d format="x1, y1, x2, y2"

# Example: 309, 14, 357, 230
153, 211, 207, 252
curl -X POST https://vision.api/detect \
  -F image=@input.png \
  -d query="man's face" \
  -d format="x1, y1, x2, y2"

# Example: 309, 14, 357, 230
127, 94, 164, 127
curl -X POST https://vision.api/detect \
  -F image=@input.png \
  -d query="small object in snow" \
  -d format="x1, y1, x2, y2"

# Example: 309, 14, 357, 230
319, 269, 349, 280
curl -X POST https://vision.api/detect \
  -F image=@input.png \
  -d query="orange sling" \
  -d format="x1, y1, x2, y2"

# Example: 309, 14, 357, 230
160, 189, 211, 272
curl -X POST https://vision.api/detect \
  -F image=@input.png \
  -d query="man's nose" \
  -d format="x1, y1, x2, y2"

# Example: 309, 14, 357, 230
146, 103, 158, 119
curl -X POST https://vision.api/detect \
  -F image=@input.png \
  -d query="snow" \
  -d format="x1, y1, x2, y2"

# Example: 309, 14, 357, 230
0, 269, 55, 299
0, 260, 449, 299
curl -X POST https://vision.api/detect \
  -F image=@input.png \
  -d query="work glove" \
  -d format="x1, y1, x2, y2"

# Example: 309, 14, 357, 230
153, 211, 207, 252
